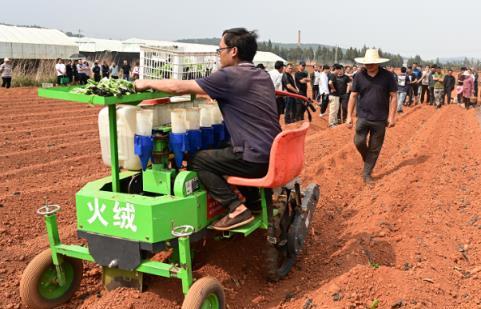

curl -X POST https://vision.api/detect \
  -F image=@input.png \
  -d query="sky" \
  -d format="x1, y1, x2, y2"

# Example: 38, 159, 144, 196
4, 0, 481, 60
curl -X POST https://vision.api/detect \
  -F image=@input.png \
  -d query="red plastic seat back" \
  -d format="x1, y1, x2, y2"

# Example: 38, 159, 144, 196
265, 121, 310, 187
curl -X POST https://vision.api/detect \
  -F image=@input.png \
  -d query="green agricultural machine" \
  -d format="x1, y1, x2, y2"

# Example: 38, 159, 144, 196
20, 86, 319, 309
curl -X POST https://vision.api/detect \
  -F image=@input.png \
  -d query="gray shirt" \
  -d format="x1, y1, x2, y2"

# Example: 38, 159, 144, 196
196, 62, 281, 163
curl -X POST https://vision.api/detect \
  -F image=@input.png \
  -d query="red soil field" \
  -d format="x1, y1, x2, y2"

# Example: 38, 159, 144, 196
1, 88, 481, 308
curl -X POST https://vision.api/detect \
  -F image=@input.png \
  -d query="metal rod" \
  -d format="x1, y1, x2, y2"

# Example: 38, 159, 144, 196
108, 104, 120, 192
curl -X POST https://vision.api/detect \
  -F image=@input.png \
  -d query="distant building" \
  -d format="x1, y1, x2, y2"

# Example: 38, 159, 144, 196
0, 25, 78, 59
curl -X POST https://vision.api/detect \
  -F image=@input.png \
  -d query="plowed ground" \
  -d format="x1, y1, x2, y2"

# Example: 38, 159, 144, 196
1, 88, 481, 309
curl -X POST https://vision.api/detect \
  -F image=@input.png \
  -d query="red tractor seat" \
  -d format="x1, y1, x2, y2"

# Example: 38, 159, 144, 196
227, 121, 310, 188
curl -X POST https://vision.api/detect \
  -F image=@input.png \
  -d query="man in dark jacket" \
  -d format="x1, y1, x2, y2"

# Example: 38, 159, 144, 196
443, 69, 456, 104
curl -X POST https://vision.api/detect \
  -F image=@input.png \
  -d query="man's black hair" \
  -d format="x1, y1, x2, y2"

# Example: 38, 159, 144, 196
401, 67, 407, 73
222, 28, 258, 62
274, 60, 285, 70
333, 63, 343, 70
322, 64, 330, 70
407, 66, 412, 70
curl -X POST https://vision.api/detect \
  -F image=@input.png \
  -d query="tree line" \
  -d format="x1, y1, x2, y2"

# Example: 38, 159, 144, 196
257, 40, 481, 69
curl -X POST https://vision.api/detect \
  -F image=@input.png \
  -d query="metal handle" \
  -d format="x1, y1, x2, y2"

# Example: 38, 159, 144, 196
36, 204, 61, 216
171, 225, 194, 237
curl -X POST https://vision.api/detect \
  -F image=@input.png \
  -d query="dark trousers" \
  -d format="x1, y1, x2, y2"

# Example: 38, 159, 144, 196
2, 77, 12, 88
276, 96, 285, 118
444, 88, 453, 104
339, 94, 349, 123
295, 99, 305, 122
320, 94, 329, 114
191, 147, 268, 213
429, 87, 435, 104
312, 85, 319, 100
354, 118, 386, 177
421, 85, 429, 103
284, 96, 297, 124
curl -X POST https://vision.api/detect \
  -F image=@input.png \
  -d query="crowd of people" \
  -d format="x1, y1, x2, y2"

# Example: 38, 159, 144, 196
54, 59, 140, 86
268, 61, 480, 127
389, 64, 479, 111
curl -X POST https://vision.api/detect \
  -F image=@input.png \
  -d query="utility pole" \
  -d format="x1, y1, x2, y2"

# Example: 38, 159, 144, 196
297, 30, 301, 48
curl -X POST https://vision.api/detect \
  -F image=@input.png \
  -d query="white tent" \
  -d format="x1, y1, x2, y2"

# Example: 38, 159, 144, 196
0, 25, 78, 59
72, 37, 123, 53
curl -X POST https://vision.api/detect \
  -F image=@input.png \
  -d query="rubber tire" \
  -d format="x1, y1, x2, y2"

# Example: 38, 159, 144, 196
181, 277, 225, 309
20, 248, 83, 309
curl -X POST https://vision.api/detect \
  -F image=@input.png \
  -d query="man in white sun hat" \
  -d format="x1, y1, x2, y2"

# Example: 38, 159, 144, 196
345, 49, 397, 184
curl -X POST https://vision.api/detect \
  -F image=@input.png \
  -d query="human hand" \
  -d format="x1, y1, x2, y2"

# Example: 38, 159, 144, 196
387, 118, 396, 128
134, 80, 150, 92
345, 117, 353, 129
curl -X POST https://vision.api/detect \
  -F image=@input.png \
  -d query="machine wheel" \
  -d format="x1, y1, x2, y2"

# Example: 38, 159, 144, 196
20, 249, 83, 309
181, 277, 225, 309
264, 242, 296, 282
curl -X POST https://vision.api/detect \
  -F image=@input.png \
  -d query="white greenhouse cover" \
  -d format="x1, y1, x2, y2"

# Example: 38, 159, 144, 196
0, 25, 78, 59
74, 36, 286, 69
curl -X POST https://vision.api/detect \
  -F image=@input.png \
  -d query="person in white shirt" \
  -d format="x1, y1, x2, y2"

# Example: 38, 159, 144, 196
318, 65, 330, 116
312, 65, 320, 100
55, 58, 67, 85
268, 60, 285, 118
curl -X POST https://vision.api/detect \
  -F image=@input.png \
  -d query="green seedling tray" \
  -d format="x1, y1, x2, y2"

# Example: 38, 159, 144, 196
38, 86, 171, 106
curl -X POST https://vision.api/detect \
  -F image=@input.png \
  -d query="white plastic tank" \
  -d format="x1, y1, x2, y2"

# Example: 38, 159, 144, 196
171, 108, 187, 133
136, 109, 154, 136
185, 107, 200, 130
200, 106, 214, 127
98, 105, 142, 171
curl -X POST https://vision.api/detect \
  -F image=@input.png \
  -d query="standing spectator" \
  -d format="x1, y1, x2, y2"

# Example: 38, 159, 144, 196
121, 60, 131, 81
420, 65, 430, 103
456, 67, 467, 104
92, 60, 101, 82
432, 67, 444, 109
269, 60, 285, 117
328, 64, 351, 124
101, 61, 110, 78
411, 62, 422, 105
0, 58, 13, 88
462, 71, 475, 109
83, 60, 91, 82
110, 62, 119, 79
318, 64, 330, 116
311, 65, 320, 100
346, 49, 397, 184
294, 61, 310, 121
406, 66, 415, 106
72, 60, 79, 84
396, 67, 410, 112
281, 63, 299, 124
76, 60, 85, 85
65, 60, 73, 85
55, 58, 66, 85
472, 68, 479, 97
131, 62, 140, 80
443, 69, 455, 104
428, 65, 436, 105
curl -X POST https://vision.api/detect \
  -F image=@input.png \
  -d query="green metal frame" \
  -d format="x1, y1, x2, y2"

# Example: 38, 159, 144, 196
37, 86, 275, 301
44, 212, 194, 294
